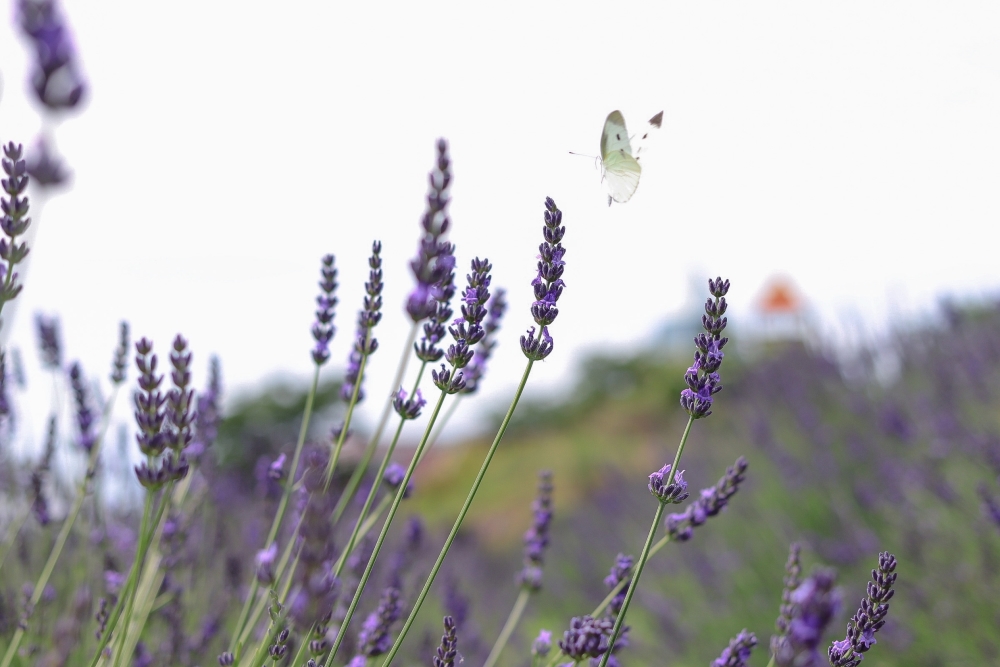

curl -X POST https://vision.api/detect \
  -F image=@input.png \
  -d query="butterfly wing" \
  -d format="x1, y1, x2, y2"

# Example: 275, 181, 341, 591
602, 149, 642, 205
600, 110, 662, 205
600, 110, 633, 160
632, 111, 663, 164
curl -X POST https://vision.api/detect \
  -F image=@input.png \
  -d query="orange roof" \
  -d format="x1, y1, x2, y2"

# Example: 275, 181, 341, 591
759, 280, 802, 314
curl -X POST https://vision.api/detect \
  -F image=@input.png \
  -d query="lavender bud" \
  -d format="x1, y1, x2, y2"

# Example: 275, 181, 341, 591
268, 453, 287, 481
393, 386, 427, 419
431, 363, 466, 394
256, 543, 278, 586
603, 554, 634, 617
133, 338, 166, 456
217, 652, 234, 666
532, 629, 552, 657
520, 326, 554, 361
383, 462, 414, 499
25, 136, 70, 187
517, 470, 554, 592
828, 552, 898, 667
68, 362, 97, 452
712, 630, 757, 667
680, 277, 731, 419
558, 615, 613, 661
664, 457, 747, 541
110, 321, 130, 384
647, 464, 689, 504
434, 615, 459, 667
408, 140, 453, 322
35, 314, 61, 369
311, 254, 339, 365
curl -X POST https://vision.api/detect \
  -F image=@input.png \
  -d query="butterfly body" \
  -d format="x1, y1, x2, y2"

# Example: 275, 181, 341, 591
599, 110, 663, 206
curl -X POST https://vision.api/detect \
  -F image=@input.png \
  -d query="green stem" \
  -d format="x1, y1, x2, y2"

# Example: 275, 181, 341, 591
324, 328, 373, 491
483, 588, 531, 667
379, 360, 535, 667
109, 492, 157, 667
416, 393, 460, 466
230, 364, 322, 651
596, 416, 694, 667
322, 390, 449, 667
0, 506, 29, 571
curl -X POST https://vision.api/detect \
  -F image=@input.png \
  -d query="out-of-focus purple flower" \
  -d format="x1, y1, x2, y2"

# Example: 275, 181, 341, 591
68, 361, 97, 452
521, 197, 565, 362
648, 464, 689, 504
407, 140, 454, 322
103, 570, 126, 596
110, 321, 130, 384
16, 0, 87, 110
383, 462, 414, 499
25, 135, 70, 187
188, 355, 221, 461
532, 629, 552, 658
35, 313, 61, 369
680, 277, 730, 419
772, 568, 841, 667
0, 351, 10, 418
1, 143, 31, 312
133, 337, 166, 457
268, 453, 287, 481
517, 470, 554, 592
217, 651, 234, 666
132, 339, 188, 488
311, 254, 339, 365
603, 554, 634, 617
414, 245, 456, 364
341, 241, 384, 403
358, 585, 401, 657
432, 257, 492, 394
828, 552, 897, 667
393, 387, 426, 420
712, 630, 757, 667
434, 616, 459, 667
255, 542, 278, 586
558, 615, 613, 661
771, 543, 803, 660
665, 457, 748, 542
462, 287, 507, 395
165, 334, 196, 455
268, 627, 290, 660
588, 627, 628, 667
978, 481, 1000, 532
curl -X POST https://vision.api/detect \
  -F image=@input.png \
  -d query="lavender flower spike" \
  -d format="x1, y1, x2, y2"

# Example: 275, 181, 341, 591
603, 554, 634, 617
712, 630, 757, 667
828, 552, 898, 667
770, 543, 803, 659
110, 321, 130, 384
341, 240, 384, 402
773, 568, 841, 667
312, 254, 339, 365
462, 287, 508, 395
16, 0, 87, 110
35, 314, 62, 369
393, 387, 426, 420
358, 585, 402, 657
432, 257, 492, 394
407, 139, 454, 322
413, 243, 456, 364
517, 470, 554, 591
664, 456, 747, 542
680, 277, 730, 419
433, 616, 459, 667
68, 362, 96, 452
1, 143, 31, 313
648, 464, 689, 504
558, 615, 613, 662
521, 197, 565, 361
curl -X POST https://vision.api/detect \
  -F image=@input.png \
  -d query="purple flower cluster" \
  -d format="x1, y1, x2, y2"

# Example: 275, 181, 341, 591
773, 568, 841, 667
68, 362, 96, 452
26, 136, 70, 188
393, 387, 426, 420
414, 243, 456, 364
828, 552, 897, 667
311, 255, 339, 366
462, 288, 507, 395
1, 143, 31, 310
532, 629, 552, 658
357, 585, 401, 657
521, 197, 565, 362
664, 457, 748, 541
517, 470, 554, 592
110, 321, 130, 384
681, 277, 730, 419
433, 616, 459, 667
383, 462, 414, 499
35, 314, 62, 370
132, 338, 190, 490
558, 615, 613, 661
647, 463, 689, 504
433, 258, 492, 394
341, 241, 384, 402
603, 554, 634, 617
29, 418, 56, 525
165, 335, 196, 453
711, 630, 757, 667
407, 140, 455, 323
771, 543, 803, 659
16, 0, 87, 110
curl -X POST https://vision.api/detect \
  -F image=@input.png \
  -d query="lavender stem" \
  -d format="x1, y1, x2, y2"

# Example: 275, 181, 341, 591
482, 588, 530, 667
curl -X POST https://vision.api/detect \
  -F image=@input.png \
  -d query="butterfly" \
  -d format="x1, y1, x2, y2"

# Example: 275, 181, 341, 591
600, 110, 664, 206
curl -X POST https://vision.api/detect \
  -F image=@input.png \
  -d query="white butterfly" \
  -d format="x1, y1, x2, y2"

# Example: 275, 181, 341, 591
600, 110, 664, 206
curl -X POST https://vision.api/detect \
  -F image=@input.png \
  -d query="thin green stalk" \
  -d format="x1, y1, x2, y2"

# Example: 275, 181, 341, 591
322, 390, 449, 667
324, 329, 373, 491
332, 417, 407, 579
107, 492, 156, 667
596, 416, 694, 667
230, 364, 322, 651
417, 393, 460, 466
0, 506, 29, 571
482, 587, 530, 667
379, 359, 535, 667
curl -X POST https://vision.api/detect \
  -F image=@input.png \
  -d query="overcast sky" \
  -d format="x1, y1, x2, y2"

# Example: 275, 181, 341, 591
1, 1, 999, 453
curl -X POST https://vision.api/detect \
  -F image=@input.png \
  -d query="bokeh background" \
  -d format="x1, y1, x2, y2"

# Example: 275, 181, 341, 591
1, 2, 999, 666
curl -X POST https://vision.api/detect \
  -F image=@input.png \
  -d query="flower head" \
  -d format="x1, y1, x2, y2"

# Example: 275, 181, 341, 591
664, 457, 747, 542
393, 387, 426, 420
433, 257, 492, 394
16, 0, 87, 110
35, 313, 61, 370
433, 616, 459, 667
462, 287, 508, 394
341, 241, 383, 402
712, 630, 757, 667
648, 464, 689, 504
311, 255, 339, 365
358, 585, 401, 657
383, 462, 414, 499
517, 470, 554, 591
521, 197, 565, 361
532, 629, 552, 657
603, 554, 634, 617
558, 615, 613, 661
828, 552, 897, 667
408, 140, 454, 322
680, 277, 730, 419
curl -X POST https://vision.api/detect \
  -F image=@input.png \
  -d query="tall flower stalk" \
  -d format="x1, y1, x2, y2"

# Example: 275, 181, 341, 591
376, 196, 566, 667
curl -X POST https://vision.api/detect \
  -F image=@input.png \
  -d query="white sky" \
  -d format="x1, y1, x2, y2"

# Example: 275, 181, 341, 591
1, 1, 999, 452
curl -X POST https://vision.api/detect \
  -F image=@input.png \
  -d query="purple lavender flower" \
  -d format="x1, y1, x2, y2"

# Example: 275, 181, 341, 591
589, 627, 628, 667
165, 334, 196, 453
712, 630, 757, 667
434, 615, 459, 667
771, 543, 803, 659
133, 338, 166, 457
110, 321, 130, 384
268, 627, 290, 660
132, 338, 189, 489
312, 254, 339, 365
532, 629, 552, 658
407, 140, 454, 322
772, 568, 841, 667
414, 244, 456, 364
828, 552, 898, 667
25, 136, 70, 187
217, 652, 235, 666
521, 197, 565, 362
1, 143, 31, 313
268, 453, 287, 481
0, 351, 9, 418
383, 462, 414, 499
558, 615, 613, 661
603, 554, 634, 617
393, 387, 426, 420
517, 470, 554, 592
647, 464, 689, 504
432, 257, 492, 394
29, 420, 55, 524
255, 542, 278, 586
358, 585, 401, 657
680, 277, 730, 419
664, 456, 748, 542
462, 287, 508, 395
16, 0, 87, 110
188, 355, 221, 460
341, 241, 384, 402
68, 361, 96, 452
35, 313, 61, 369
